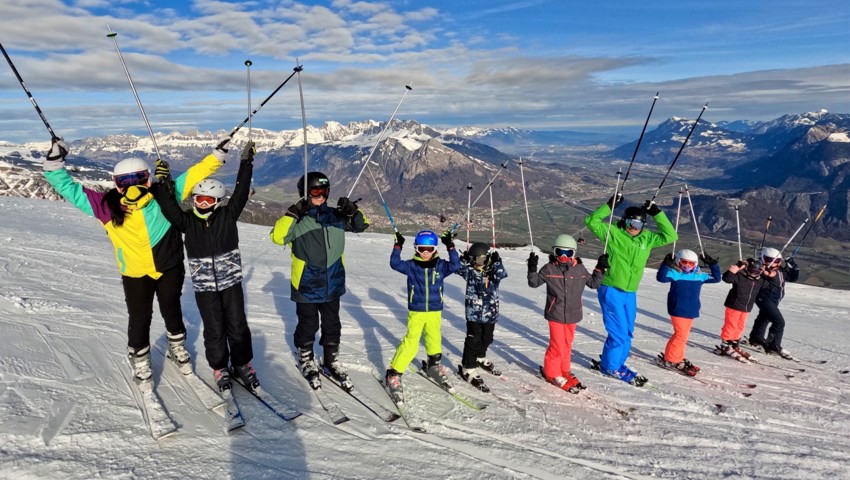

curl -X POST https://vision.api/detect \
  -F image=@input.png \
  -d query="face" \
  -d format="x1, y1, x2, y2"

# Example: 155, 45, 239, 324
308, 186, 329, 206
416, 245, 436, 259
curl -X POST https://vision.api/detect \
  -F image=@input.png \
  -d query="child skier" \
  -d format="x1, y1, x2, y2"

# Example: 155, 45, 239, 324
455, 242, 508, 392
384, 230, 461, 403
747, 247, 800, 359
716, 258, 766, 362
527, 234, 606, 392
153, 142, 259, 392
655, 249, 722, 375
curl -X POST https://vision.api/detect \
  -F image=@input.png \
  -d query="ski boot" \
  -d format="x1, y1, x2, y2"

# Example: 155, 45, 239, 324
567, 372, 587, 390
458, 365, 490, 393
323, 344, 353, 392
128, 346, 153, 392
233, 362, 260, 392
298, 345, 321, 390
732, 340, 756, 362
384, 368, 404, 405
476, 357, 502, 377
166, 331, 193, 375
424, 354, 453, 390
214, 367, 233, 393
766, 346, 795, 361
716, 340, 748, 363
681, 358, 701, 373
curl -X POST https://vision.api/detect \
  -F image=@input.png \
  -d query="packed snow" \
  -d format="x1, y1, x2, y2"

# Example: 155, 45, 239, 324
1, 196, 849, 479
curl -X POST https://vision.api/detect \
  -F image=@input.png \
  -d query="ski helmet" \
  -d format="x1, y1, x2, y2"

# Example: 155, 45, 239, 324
192, 179, 226, 198
676, 249, 699, 272
552, 234, 578, 259
745, 258, 763, 277
297, 171, 330, 197
760, 247, 782, 267
413, 230, 439, 246
619, 206, 647, 231
468, 242, 490, 258
112, 158, 151, 188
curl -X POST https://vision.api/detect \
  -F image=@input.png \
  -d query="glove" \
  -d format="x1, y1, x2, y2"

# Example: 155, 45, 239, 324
700, 253, 718, 266
154, 159, 171, 181
786, 257, 798, 269
440, 230, 456, 249
43, 138, 68, 172
393, 232, 405, 249
663, 253, 676, 267
596, 253, 610, 271
240, 141, 255, 164
489, 251, 501, 264
337, 196, 359, 217
643, 200, 661, 216
286, 199, 309, 220
461, 250, 472, 264
527, 252, 539, 273
213, 134, 232, 161
606, 193, 624, 209
735, 260, 747, 268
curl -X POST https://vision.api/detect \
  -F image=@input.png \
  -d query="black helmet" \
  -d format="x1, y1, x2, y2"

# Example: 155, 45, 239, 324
297, 171, 330, 197
618, 206, 647, 229
468, 242, 489, 258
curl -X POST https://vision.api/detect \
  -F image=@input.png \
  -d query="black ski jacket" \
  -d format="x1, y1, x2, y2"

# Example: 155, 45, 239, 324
757, 265, 799, 305
722, 269, 765, 312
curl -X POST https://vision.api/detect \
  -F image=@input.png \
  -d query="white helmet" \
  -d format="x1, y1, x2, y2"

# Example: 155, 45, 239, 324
676, 249, 699, 272
552, 234, 578, 251
113, 158, 150, 176
192, 179, 226, 198
761, 247, 782, 267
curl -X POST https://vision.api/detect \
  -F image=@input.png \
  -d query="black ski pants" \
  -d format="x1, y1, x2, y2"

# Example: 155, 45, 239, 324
294, 299, 341, 355
196, 283, 253, 370
750, 299, 785, 350
123, 265, 186, 351
462, 321, 496, 369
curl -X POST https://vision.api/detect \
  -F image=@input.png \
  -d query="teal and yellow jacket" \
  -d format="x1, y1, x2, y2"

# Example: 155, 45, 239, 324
43, 154, 222, 278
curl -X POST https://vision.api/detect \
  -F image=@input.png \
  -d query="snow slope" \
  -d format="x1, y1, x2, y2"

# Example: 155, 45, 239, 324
1, 197, 849, 479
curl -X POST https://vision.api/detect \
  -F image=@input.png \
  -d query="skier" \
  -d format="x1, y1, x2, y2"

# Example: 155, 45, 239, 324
527, 234, 606, 392
747, 247, 800, 359
655, 249, 722, 375
384, 230, 461, 402
455, 242, 508, 392
153, 142, 259, 392
41, 136, 227, 389
717, 258, 766, 362
584, 196, 677, 385
269, 172, 369, 389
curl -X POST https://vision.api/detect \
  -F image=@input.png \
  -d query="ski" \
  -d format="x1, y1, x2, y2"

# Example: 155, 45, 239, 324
234, 379, 302, 421
590, 359, 649, 387
318, 362, 400, 423
153, 344, 225, 411
653, 355, 753, 397
123, 357, 177, 440
713, 345, 752, 364
416, 360, 488, 411
369, 368, 426, 432
218, 385, 246, 433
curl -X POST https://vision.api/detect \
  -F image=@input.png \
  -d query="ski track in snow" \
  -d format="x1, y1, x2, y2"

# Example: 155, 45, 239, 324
1, 197, 850, 479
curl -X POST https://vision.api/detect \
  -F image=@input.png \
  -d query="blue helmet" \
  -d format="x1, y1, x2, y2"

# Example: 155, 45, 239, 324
414, 230, 439, 246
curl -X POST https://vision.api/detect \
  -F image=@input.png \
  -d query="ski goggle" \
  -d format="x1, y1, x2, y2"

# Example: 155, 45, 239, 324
308, 186, 329, 198
625, 218, 644, 230
678, 259, 697, 269
763, 256, 782, 267
113, 170, 150, 189
193, 195, 219, 209
554, 248, 575, 258
416, 245, 436, 254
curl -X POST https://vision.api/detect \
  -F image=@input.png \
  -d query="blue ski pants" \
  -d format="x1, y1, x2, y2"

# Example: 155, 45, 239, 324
597, 285, 637, 372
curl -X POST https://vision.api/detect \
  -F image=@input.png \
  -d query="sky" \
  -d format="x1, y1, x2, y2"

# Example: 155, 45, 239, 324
2, 0, 850, 143
2, 195, 849, 478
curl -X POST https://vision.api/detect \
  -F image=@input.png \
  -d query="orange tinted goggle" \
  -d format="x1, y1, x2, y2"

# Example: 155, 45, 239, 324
194, 195, 218, 208
679, 259, 697, 267
308, 186, 329, 198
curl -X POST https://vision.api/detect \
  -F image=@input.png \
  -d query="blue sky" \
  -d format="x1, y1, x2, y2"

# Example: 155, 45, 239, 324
2, 0, 850, 143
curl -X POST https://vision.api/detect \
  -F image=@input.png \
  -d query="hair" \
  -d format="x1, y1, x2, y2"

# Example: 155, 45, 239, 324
102, 188, 130, 227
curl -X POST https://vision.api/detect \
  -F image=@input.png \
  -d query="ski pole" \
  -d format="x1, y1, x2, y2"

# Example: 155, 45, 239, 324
757, 215, 773, 256
295, 58, 309, 200
222, 65, 302, 149
672, 187, 684, 254
603, 168, 624, 254
449, 162, 509, 235
778, 219, 809, 256
622, 92, 660, 189
488, 184, 497, 249
245, 60, 253, 141
518, 157, 534, 251
649, 102, 708, 203
735, 205, 743, 261
106, 26, 161, 160
1, 42, 59, 140
466, 183, 473, 248
347, 83, 413, 198
684, 185, 704, 255
789, 205, 826, 259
